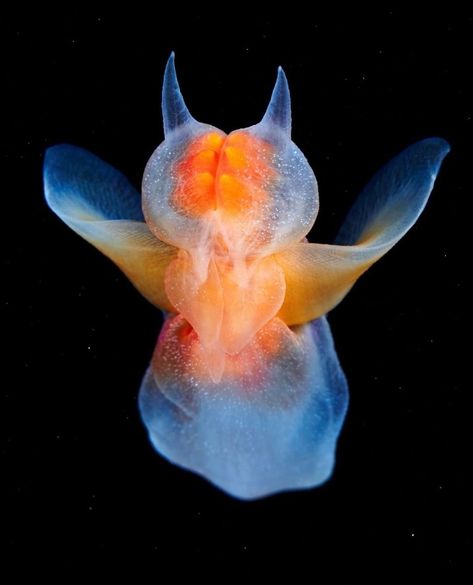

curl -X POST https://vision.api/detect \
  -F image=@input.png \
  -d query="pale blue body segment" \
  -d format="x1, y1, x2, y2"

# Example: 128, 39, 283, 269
139, 316, 348, 499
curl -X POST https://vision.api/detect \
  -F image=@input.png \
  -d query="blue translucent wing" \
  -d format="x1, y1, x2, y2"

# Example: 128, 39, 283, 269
45, 144, 145, 222
276, 138, 450, 325
44, 145, 177, 310
336, 137, 450, 246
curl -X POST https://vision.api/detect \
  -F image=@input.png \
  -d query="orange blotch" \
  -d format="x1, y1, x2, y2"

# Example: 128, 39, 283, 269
226, 131, 273, 164
172, 171, 216, 215
218, 173, 251, 215
223, 146, 246, 169
176, 319, 197, 344
170, 131, 225, 216
202, 132, 224, 151
216, 131, 275, 217
192, 149, 219, 172
170, 129, 275, 218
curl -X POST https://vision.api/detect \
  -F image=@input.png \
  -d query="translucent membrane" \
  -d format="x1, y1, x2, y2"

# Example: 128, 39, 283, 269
139, 315, 348, 500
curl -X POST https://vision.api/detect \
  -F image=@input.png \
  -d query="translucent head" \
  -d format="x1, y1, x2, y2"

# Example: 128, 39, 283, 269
142, 55, 318, 258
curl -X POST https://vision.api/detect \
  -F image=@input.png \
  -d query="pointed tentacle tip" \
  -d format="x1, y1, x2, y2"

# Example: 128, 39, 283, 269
162, 52, 195, 136
421, 137, 451, 173
260, 66, 292, 135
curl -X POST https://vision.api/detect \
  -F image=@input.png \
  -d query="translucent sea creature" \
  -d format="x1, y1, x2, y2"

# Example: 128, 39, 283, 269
44, 54, 449, 499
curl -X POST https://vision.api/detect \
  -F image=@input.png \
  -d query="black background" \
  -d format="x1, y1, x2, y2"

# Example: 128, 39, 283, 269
2, 7, 470, 575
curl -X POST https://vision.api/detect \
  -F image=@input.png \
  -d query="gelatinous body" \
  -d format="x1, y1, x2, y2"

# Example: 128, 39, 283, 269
44, 54, 449, 499
139, 316, 348, 499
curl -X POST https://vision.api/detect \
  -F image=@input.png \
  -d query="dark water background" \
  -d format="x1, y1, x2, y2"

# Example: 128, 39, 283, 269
2, 7, 470, 575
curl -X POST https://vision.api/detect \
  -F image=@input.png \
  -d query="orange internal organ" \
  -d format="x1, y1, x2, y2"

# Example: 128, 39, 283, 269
171, 131, 224, 215
170, 130, 274, 217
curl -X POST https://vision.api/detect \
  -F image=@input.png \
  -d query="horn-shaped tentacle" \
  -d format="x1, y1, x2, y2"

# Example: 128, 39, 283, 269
260, 66, 291, 135
162, 52, 196, 136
